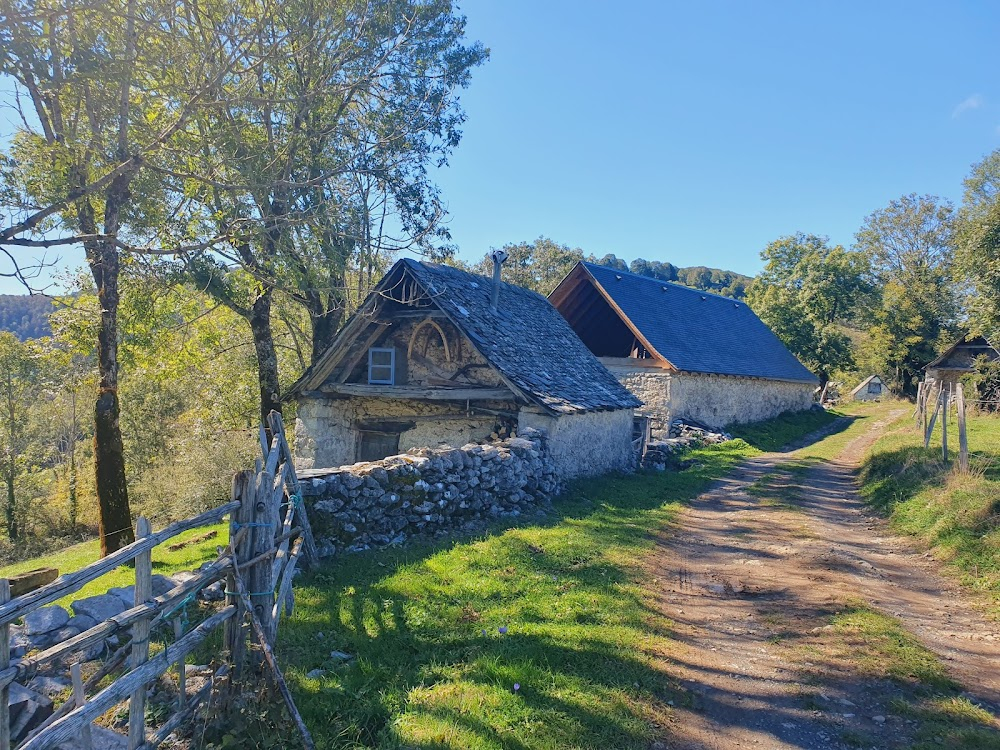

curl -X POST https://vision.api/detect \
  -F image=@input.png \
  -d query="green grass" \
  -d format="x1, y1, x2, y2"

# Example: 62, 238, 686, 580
857, 408, 1000, 612
277, 409, 842, 749
728, 406, 841, 452
0, 523, 229, 611
821, 602, 1000, 749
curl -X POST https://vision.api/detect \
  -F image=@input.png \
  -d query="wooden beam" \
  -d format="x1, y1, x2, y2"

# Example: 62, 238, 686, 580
8, 568, 58, 598
334, 323, 391, 383
320, 383, 515, 401
383, 309, 446, 319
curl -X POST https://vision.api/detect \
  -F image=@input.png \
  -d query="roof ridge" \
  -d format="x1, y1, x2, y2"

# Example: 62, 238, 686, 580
581, 261, 743, 303
406, 258, 551, 303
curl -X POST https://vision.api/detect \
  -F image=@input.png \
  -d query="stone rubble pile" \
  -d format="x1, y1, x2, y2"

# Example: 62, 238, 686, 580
642, 418, 732, 471
300, 429, 562, 557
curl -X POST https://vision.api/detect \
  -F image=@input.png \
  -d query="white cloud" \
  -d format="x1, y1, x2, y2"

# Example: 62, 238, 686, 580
952, 94, 984, 118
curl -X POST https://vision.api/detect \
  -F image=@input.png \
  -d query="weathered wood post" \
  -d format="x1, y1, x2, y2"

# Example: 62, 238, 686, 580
71, 661, 93, 750
925, 385, 942, 449
915, 381, 924, 429
174, 618, 186, 711
1, 578, 10, 750
128, 517, 152, 750
957, 382, 970, 473
225, 471, 254, 683
249, 469, 278, 651
942, 383, 949, 462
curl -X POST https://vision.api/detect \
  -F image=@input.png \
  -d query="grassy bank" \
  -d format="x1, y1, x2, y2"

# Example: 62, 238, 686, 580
0, 523, 228, 607
858, 407, 1000, 613
279, 411, 837, 749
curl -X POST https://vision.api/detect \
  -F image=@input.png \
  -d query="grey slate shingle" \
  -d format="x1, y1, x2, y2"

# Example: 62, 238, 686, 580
400, 259, 641, 413
580, 262, 819, 384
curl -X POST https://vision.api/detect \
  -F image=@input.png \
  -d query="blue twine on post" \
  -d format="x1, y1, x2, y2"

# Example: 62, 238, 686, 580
280, 493, 303, 508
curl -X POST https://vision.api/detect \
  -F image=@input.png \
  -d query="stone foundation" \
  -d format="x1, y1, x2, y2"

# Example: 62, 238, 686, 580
299, 430, 561, 557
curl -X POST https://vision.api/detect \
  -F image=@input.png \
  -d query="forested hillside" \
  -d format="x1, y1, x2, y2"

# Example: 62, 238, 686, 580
0, 294, 52, 339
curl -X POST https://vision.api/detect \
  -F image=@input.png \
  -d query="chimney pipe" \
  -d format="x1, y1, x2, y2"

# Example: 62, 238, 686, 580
489, 248, 508, 311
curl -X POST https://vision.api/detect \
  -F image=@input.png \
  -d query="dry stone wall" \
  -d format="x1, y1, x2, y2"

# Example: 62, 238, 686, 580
299, 430, 561, 556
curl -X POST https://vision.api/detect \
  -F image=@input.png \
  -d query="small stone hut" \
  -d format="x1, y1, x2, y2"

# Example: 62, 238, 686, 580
548, 262, 818, 436
288, 258, 641, 479
924, 335, 999, 386
850, 375, 886, 401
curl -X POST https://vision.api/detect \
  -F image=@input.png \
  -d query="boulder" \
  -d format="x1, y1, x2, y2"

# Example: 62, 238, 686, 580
72, 594, 126, 623
24, 605, 69, 636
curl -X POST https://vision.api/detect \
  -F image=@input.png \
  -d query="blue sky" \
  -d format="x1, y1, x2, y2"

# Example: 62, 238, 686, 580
436, 0, 1000, 273
3, 1, 1000, 293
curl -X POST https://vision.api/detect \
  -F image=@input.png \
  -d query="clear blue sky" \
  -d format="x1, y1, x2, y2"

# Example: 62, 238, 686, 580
437, 0, 1000, 273
3, 0, 1000, 293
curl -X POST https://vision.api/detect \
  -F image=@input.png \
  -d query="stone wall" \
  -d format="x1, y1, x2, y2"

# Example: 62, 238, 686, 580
516, 407, 636, 478
299, 431, 560, 556
601, 358, 815, 433
295, 396, 512, 469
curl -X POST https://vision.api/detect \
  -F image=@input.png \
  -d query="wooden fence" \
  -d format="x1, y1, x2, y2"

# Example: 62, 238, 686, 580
915, 380, 970, 472
0, 411, 316, 750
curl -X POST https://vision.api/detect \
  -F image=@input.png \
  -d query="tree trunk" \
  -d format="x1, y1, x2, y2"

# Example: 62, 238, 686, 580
80, 171, 135, 556
249, 291, 282, 425
305, 291, 344, 366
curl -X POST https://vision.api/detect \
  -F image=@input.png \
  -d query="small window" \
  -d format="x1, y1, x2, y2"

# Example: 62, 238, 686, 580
867, 381, 881, 394
368, 347, 395, 385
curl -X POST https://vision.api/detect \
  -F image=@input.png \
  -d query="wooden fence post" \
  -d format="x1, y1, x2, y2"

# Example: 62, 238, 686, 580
173, 618, 186, 712
225, 472, 254, 684
957, 382, 970, 473
925, 385, 942, 449
128, 517, 152, 750
249, 470, 277, 650
942, 383, 949, 462
914, 381, 924, 429
71, 662, 93, 750
1, 579, 10, 750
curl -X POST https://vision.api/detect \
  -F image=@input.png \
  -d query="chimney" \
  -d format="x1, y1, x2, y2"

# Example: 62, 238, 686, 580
489, 248, 508, 311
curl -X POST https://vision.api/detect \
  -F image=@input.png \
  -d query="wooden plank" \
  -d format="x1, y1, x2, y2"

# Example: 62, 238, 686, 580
957, 382, 969, 473
267, 411, 318, 567
1, 579, 9, 750
272, 537, 302, 622
924, 386, 942, 449
334, 322, 392, 384
129, 517, 153, 750
0, 501, 239, 627
7, 568, 58, 598
17, 607, 236, 750
320, 383, 514, 401
71, 662, 93, 750
270, 466, 292, 583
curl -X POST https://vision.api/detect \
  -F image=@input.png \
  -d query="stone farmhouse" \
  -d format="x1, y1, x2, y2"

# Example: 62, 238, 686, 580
925, 335, 1000, 386
288, 258, 641, 479
548, 262, 818, 435
851, 374, 886, 401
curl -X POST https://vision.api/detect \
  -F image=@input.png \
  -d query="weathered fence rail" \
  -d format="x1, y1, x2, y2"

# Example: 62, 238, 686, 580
0, 411, 315, 750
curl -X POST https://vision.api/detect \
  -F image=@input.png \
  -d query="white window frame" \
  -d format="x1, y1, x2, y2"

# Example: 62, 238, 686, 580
368, 347, 395, 385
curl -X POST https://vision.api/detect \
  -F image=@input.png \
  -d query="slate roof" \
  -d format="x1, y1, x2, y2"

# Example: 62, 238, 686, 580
573, 262, 819, 384
291, 259, 641, 414
400, 260, 641, 413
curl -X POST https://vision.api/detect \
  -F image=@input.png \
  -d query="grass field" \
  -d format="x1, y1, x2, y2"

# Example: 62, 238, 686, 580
277, 408, 838, 749
857, 404, 1000, 613
0, 523, 229, 609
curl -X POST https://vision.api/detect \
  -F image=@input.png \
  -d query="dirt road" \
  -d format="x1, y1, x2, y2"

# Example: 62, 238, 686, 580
649, 412, 1000, 749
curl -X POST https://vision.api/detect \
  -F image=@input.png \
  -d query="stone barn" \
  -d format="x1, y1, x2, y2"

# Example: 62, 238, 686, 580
288, 258, 641, 479
548, 262, 818, 436
850, 375, 886, 401
925, 335, 999, 386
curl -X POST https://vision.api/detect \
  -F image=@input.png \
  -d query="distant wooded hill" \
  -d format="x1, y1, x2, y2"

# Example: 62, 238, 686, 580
0, 294, 53, 339
590, 254, 752, 299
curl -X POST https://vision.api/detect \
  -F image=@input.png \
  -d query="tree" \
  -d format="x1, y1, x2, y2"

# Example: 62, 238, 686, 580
956, 149, 1000, 342
0, 332, 44, 539
855, 195, 960, 394
471, 238, 583, 295
747, 233, 869, 390
0, 0, 249, 553
157, 0, 486, 425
